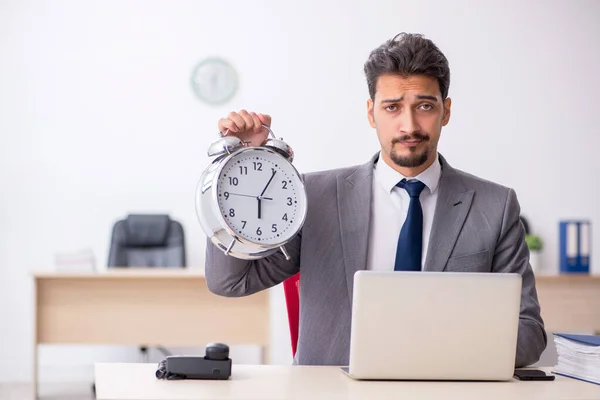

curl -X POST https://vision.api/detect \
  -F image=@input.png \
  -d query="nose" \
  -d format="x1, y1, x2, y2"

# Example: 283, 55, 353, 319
399, 109, 419, 134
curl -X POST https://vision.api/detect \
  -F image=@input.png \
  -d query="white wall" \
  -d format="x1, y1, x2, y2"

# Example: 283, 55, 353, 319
1, 0, 599, 383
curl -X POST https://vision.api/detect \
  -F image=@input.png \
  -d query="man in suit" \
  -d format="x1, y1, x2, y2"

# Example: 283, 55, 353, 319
205, 32, 547, 367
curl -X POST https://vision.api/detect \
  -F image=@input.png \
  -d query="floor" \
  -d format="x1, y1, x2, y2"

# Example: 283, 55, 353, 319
0, 382, 95, 400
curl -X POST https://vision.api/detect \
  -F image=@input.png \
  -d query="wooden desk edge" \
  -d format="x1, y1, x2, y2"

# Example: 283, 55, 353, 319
32, 270, 600, 281
32, 269, 207, 279
534, 274, 600, 282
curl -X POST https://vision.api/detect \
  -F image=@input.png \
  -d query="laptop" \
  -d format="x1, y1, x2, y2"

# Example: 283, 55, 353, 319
341, 270, 522, 381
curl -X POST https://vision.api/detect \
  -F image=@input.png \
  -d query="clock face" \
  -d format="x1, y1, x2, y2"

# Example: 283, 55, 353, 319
215, 148, 306, 246
191, 58, 238, 105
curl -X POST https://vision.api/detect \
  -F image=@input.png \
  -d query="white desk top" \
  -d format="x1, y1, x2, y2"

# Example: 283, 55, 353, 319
95, 363, 600, 400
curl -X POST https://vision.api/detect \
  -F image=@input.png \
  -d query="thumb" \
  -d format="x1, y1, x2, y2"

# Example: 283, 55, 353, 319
257, 113, 271, 127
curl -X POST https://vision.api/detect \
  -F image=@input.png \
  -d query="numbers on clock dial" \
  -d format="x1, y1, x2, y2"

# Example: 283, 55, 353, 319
217, 152, 302, 245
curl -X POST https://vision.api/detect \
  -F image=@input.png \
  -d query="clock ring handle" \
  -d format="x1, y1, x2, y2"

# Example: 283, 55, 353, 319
219, 124, 276, 140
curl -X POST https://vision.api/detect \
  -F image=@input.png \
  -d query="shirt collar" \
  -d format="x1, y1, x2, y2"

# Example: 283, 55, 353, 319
374, 151, 442, 195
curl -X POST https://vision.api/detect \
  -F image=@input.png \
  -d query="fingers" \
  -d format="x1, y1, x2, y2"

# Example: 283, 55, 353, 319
250, 112, 263, 132
216, 110, 271, 146
218, 118, 239, 134
228, 111, 247, 133
257, 113, 271, 127
238, 109, 255, 131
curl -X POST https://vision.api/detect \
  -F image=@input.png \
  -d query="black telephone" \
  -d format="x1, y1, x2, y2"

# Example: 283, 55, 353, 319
156, 343, 232, 380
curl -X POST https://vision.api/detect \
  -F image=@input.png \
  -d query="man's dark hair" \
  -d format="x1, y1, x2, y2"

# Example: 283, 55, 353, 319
364, 32, 450, 101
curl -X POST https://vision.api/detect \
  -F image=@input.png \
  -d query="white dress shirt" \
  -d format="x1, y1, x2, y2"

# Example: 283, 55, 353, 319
366, 152, 442, 271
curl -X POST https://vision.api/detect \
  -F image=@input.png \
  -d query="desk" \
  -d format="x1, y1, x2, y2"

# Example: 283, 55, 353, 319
94, 363, 600, 400
535, 275, 600, 333
33, 271, 600, 398
33, 270, 270, 399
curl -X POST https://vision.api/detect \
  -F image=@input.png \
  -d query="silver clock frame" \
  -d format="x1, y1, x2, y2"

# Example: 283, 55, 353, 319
195, 127, 307, 260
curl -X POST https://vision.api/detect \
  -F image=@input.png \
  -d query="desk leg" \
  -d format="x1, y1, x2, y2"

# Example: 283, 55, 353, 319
33, 278, 38, 400
262, 345, 270, 365
33, 343, 38, 400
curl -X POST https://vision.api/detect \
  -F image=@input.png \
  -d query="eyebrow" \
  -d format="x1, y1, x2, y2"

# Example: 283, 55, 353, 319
381, 95, 439, 103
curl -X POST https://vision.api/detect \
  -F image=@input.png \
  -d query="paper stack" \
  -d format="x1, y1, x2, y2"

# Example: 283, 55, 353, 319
553, 333, 600, 385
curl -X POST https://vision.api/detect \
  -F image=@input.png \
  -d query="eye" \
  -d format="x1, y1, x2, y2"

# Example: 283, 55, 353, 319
418, 103, 434, 111
384, 104, 398, 112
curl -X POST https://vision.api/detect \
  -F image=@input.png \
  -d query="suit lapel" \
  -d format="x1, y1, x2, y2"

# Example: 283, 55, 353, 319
335, 153, 475, 293
337, 156, 375, 303
424, 155, 475, 272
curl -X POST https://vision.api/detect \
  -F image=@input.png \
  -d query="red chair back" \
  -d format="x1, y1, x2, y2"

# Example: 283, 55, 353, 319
282, 273, 300, 357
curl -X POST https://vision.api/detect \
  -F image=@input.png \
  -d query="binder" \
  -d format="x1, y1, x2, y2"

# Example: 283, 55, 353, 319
559, 220, 591, 274
579, 222, 591, 272
553, 333, 600, 385
555, 333, 600, 346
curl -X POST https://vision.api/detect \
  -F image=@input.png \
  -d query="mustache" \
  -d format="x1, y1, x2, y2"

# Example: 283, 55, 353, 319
392, 132, 430, 144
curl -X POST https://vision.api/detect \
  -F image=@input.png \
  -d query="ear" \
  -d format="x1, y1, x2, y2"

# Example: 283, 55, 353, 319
367, 98, 376, 128
442, 98, 452, 126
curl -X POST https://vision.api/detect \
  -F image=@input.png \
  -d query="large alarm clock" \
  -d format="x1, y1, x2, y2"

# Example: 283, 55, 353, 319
196, 125, 307, 260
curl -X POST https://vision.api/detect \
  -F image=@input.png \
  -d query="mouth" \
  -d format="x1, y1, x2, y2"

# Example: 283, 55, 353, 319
397, 138, 424, 148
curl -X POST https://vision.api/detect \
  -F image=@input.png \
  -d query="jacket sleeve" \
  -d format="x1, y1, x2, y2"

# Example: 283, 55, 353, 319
204, 231, 301, 297
493, 188, 547, 367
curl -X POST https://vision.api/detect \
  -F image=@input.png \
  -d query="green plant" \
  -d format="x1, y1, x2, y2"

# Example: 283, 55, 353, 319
526, 234, 544, 251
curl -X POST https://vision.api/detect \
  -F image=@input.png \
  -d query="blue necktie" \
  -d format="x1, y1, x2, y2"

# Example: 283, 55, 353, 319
394, 179, 426, 271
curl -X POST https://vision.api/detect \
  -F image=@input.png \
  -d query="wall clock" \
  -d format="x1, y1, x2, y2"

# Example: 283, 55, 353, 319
191, 58, 239, 105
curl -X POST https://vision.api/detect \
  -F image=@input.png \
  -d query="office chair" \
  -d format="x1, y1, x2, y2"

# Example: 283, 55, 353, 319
107, 214, 186, 268
282, 273, 300, 357
92, 214, 187, 396
107, 213, 186, 357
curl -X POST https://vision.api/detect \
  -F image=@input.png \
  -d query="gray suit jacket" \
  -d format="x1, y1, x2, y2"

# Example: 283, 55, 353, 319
205, 153, 547, 367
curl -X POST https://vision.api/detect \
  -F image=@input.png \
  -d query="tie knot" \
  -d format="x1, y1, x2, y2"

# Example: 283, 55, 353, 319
397, 179, 426, 198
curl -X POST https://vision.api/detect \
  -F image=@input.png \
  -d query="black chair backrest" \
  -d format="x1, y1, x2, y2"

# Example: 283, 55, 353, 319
107, 214, 185, 267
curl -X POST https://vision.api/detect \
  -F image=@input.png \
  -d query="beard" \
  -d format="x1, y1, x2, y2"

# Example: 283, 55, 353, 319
389, 132, 430, 168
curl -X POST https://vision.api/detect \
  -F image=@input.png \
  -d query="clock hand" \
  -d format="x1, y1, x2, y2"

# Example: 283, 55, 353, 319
227, 192, 258, 199
253, 170, 277, 220
259, 170, 277, 197
258, 170, 276, 219
258, 198, 262, 219
256, 196, 276, 219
